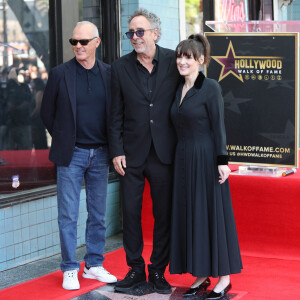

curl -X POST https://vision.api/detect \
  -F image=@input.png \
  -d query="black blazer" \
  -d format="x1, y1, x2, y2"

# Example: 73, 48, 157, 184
41, 57, 111, 166
109, 46, 180, 167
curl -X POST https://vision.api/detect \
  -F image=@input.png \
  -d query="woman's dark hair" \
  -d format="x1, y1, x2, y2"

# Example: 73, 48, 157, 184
175, 33, 211, 66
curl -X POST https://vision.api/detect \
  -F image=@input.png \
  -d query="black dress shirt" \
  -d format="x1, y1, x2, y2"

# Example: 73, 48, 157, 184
136, 46, 159, 100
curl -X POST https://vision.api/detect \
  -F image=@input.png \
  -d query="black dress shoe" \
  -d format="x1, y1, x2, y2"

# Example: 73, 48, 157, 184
183, 278, 211, 297
206, 282, 232, 299
114, 269, 146, 292
148, 272, 172, 294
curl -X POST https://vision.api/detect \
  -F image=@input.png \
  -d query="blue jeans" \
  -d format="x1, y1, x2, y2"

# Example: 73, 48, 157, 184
56, 146, 109, 272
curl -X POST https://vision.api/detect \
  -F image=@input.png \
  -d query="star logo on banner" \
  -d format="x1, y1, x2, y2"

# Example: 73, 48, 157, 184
260, 120, 295, 146
211, 41, 283, 84
223, 91, 252, 114
261, 45, 275, 51
237, 49, 252, 55
211, 41, 244, 83
266, 79, 294, 90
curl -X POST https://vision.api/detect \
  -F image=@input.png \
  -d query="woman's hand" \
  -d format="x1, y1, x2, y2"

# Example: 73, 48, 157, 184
218, 165, 231, 184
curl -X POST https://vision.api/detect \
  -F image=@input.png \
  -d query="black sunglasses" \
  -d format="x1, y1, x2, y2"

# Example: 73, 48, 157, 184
69, 37, 97, 46
125, 29, 154, 39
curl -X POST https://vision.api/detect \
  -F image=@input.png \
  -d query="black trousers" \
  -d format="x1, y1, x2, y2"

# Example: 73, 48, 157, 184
120, 144, 173, 274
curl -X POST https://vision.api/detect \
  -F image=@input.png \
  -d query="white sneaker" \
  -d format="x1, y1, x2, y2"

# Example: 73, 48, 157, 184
82, 266, 117, 283
62, 270, 80, 290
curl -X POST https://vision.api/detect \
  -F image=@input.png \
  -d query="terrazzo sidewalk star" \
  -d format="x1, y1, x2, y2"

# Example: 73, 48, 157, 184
71, 284, 243, 300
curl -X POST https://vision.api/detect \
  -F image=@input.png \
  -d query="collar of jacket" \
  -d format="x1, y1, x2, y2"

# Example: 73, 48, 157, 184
180, 71, 205, 90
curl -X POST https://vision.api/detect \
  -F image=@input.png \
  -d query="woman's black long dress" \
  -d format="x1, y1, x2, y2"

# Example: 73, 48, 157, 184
169, 72, 243, 277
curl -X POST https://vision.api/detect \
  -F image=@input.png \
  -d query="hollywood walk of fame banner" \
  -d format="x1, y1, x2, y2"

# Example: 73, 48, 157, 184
205, 33, 299, 167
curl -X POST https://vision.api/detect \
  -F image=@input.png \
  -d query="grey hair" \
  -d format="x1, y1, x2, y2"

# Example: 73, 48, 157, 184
75, 21, 99, 37
128, 8, 161, 43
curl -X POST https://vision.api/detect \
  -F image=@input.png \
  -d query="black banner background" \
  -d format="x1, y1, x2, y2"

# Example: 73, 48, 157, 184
206, 33, 298, 167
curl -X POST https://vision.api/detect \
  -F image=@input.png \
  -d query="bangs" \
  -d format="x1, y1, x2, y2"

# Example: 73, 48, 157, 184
175, 40, 202, 60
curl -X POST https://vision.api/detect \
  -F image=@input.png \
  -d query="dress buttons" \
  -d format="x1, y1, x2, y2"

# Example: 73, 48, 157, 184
150, 103, 153, 107
150, 120, 154, 124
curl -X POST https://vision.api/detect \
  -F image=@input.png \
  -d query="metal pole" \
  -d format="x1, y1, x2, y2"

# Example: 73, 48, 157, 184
3, 0, 8, 68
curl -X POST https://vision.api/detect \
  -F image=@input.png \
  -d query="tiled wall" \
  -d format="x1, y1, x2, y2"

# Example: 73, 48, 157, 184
0, 182, 121, 272
120, 0, 180, 55
286, 2, 300, 19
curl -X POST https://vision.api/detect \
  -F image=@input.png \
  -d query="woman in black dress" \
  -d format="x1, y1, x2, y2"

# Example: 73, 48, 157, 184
169, 34, 243, 299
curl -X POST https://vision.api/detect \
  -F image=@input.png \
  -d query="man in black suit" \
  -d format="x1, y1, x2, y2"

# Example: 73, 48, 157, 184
41, 21, 116, 290
109, 8, 180, 294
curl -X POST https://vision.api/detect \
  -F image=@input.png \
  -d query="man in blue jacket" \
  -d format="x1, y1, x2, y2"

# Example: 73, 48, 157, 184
41, 21, 116, 290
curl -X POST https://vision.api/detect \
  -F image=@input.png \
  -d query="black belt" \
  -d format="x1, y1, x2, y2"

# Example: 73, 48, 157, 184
75, 142, 107, 149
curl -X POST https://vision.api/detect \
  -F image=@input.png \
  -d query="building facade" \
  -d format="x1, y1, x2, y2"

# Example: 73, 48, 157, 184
1, 0, 299, 272
0, 0, 181, 272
